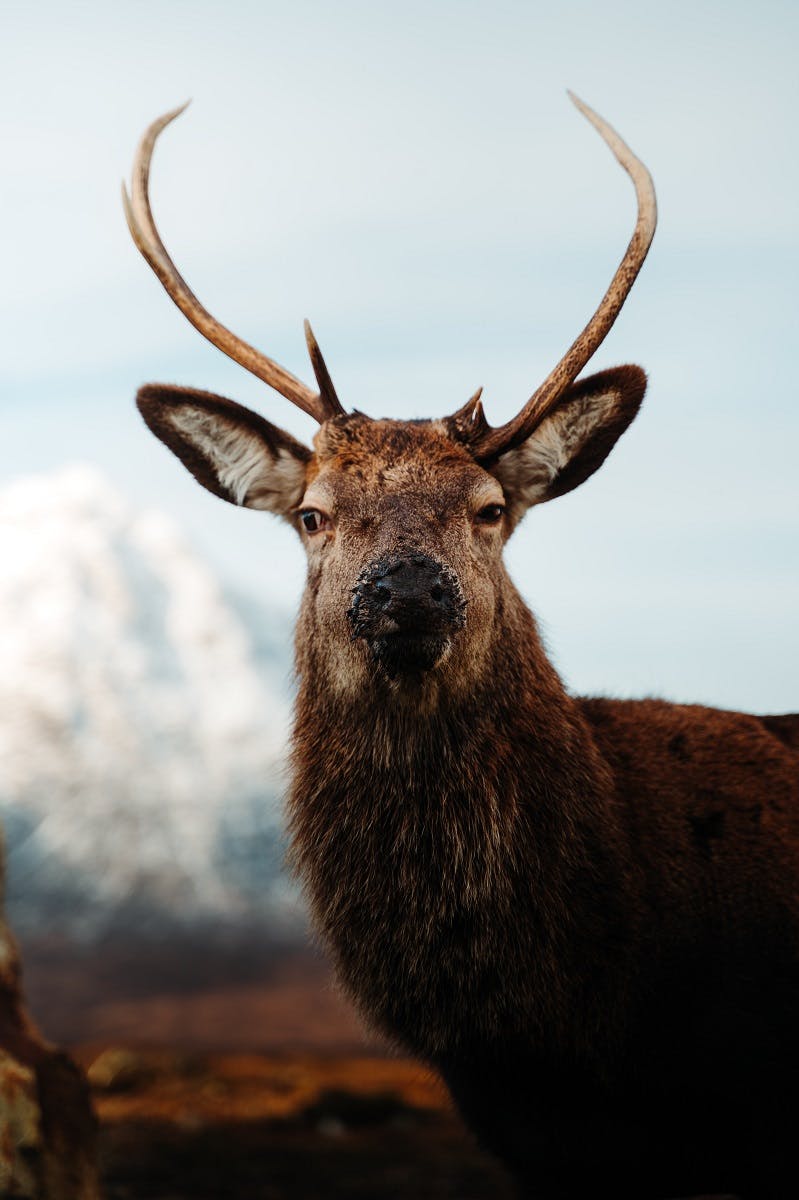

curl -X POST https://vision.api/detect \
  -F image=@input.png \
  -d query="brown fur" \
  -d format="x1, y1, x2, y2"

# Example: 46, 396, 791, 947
138, 372, 799, 1199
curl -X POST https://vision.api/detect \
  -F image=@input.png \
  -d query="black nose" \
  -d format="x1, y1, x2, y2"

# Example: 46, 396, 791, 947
348, 553, 466, 676
373, 556, 449, 612
353, 554, 462, 632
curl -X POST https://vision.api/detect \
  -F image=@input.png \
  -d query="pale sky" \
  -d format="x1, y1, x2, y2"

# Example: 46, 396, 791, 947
2, 0, 797, 713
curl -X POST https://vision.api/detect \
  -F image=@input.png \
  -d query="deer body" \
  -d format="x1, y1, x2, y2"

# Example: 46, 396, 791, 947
125, 99, 799, 1198
286, 419, 799, 1199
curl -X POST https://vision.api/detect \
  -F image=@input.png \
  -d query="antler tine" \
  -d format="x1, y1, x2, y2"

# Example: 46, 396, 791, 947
123, 105, 342, 424
462, 93, 657, 462
304, 320, 345, 417
447, 387, 488, 441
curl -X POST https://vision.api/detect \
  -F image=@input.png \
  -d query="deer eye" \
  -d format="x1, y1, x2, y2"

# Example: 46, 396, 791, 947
475, 503, 505, 526
300, 509, 330, 534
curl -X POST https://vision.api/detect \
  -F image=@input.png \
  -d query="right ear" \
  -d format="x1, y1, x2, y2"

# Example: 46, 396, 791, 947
136, 384, 312, 521
488, 365, 646, 525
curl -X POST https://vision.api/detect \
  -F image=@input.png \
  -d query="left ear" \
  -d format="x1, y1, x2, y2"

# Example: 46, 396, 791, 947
136, 383, 312, 522
490, 365, 646, 524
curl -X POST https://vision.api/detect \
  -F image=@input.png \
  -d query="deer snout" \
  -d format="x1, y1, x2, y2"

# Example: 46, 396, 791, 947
348, 554, 466, 676
351, 554, 465, 632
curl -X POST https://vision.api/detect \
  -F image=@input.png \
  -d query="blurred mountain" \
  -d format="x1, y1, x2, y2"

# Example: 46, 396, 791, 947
0, 465, 299, 943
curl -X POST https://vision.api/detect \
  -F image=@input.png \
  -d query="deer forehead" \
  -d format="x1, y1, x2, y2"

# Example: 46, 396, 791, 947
304, 417, 501, 515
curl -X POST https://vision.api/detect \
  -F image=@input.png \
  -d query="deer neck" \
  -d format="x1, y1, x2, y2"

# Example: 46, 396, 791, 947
288, 585, 633, 1061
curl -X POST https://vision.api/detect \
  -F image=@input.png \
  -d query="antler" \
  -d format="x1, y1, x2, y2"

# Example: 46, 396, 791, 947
453, 92, 657, 462
122, 104, 344, 424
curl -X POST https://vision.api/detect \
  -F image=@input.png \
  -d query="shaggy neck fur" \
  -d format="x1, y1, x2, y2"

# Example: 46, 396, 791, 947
288, 583, 639, 1068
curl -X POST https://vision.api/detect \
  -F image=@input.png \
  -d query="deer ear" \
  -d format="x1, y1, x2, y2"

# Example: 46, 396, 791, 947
136, 384, 312, 520
490, 365, 646, 523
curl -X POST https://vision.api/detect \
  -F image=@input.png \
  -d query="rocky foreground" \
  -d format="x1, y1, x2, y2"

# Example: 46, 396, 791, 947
22, 940, 515, 1197
83, 1048, 514, 1200
0, 875, 98, 1197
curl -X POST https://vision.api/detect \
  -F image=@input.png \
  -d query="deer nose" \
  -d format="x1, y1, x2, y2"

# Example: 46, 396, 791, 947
372, 556, 449, 611
351, 553, 466, 634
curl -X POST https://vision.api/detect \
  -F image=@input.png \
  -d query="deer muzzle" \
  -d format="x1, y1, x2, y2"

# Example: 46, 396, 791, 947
348, 553, 467, 676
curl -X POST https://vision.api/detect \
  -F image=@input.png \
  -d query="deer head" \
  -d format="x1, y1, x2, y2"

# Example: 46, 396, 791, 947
125, 96, 655, 697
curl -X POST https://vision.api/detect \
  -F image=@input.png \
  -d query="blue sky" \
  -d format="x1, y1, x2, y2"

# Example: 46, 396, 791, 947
2, 0, 797, 712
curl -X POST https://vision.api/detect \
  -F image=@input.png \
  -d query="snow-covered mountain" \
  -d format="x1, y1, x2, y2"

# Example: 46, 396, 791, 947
0, 465, 297, 941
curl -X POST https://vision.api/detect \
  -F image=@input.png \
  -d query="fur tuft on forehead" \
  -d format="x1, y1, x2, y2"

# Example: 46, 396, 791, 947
313, 414, 477, 473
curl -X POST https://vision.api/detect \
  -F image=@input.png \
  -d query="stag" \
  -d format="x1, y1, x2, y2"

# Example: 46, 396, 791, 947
124, 97, 799, 1200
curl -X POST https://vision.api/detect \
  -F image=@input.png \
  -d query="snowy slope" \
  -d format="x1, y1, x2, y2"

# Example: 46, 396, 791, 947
0, 466, 296, 940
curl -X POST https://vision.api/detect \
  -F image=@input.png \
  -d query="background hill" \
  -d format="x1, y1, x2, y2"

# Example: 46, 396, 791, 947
0, 466, 301, 950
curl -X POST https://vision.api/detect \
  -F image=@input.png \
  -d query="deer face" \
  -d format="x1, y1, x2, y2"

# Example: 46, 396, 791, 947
126, 95, 654, 695
304, 417, 497, 683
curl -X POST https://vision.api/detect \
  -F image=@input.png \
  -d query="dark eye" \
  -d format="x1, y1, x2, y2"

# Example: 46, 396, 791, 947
475, 503, 505, 525
300, 509, 330, 534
